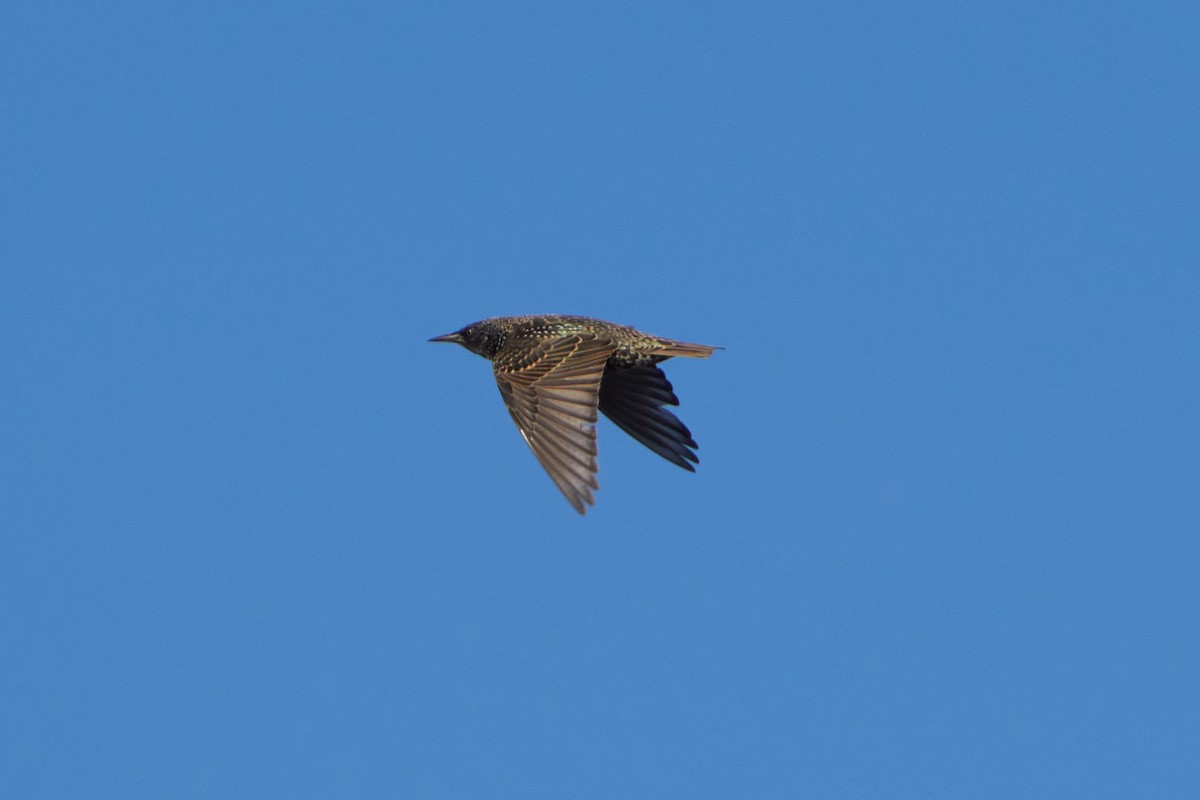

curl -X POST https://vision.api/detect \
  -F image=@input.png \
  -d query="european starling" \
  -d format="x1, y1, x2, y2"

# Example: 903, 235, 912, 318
430, 315, 718, 514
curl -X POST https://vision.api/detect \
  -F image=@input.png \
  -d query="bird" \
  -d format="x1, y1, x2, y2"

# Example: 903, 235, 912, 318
429, 315, 718, 514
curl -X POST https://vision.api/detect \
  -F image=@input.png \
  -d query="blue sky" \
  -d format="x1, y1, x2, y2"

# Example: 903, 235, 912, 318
2, 2, 1197, 797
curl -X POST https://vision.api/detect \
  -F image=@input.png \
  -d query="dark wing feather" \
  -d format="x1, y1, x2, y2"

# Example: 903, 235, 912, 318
493, 333, 615, 514
598, 365, 699, 471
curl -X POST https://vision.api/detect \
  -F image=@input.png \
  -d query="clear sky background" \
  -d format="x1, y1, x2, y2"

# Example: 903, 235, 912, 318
2, 2, 1197, 798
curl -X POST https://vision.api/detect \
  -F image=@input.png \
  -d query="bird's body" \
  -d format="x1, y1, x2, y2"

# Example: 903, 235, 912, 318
430, 315, 717, 514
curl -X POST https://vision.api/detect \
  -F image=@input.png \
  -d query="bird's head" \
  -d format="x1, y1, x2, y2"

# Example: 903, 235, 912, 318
428, 319, 503, 358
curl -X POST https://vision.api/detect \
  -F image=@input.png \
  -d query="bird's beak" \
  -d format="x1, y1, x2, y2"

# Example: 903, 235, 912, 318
428, 332, 463, 344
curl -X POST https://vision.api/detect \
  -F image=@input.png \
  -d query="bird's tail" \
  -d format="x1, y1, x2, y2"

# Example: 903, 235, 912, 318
653, 339, 720, 358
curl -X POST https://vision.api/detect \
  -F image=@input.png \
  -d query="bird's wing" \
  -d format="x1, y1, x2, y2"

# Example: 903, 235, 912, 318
493, 333, 615, 514
598, 365, 699, 471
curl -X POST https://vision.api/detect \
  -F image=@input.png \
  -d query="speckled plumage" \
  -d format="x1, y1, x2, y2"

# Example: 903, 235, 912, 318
430, 315, 718, 515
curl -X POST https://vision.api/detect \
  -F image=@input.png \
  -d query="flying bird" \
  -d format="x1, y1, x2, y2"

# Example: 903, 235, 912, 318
429, 315, 718, 514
